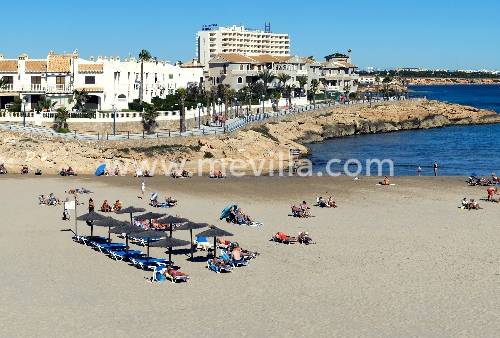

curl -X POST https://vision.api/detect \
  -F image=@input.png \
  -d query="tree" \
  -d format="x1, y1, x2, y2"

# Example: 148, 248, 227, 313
141, 103, 158, 133
276, 73, 291, 91
309, 79, 320, 107
54, 107, 70, 131
71, 89, 89, 111
257, 68, 276, 95
0, 76, 8, 90
8, 97, 22, 112
225, 88, 237, 119
36, 96, 56, 112
382, 76, 393, 100
176, 88, 187, 132
343, 83, 351, 102
138, 49, 152, 103
296, 75, 308, 97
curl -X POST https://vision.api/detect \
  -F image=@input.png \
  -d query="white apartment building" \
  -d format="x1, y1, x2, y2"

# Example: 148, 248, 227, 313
197, 25, 290, 65
0, 50, 203, 112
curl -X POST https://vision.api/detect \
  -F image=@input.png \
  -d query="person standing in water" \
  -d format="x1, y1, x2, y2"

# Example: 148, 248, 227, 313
417, 166, 422, 176
433, 161, 438, 176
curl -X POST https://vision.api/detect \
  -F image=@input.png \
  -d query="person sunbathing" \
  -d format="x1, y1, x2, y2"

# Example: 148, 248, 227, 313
35, 169, 42, 176
327, 196, 337, 208
461, 198, 469, 209
166, 267, 188, 279
21, 165, 29, 174
380, 176, 390, 185
113, 200, 122, 212
299, 201, 311, 217
100, 200, 112, 212
468, 199, 481, 210
317, 196, 327, 207
0, 164, 7, 174
298, 232, 314, 245
165, 196, 177, 206
274, 232, 297, 243
144, 170, 153, 177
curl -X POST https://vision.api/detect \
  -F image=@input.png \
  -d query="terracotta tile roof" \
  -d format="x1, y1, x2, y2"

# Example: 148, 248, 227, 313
25, 60, 47, 73
78, 63, 104, 73
273, 55, 294, 62
215, 53, 257, 63
48, 54, 71, 73
250, 54, 281, 63
0, 60, 18, 73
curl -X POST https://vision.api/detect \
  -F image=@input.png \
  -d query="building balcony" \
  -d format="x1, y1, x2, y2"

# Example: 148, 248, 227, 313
47, 84, 73, 93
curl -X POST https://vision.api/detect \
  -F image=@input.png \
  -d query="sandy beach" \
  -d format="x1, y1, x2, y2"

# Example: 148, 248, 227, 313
0, 175, 498, 337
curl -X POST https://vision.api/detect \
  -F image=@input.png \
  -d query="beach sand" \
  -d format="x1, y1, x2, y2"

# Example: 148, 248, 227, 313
0, 175, 498, 337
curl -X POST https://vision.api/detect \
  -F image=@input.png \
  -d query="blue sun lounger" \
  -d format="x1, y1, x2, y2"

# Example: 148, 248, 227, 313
109, 249, 144, 261
207, 259, 233, 273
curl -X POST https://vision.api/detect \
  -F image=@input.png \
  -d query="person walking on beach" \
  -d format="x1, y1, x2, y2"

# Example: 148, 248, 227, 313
88, 198, 94, 212
433, 161, 438, 176
141, 181, 146, 197
417, 166, 422, 176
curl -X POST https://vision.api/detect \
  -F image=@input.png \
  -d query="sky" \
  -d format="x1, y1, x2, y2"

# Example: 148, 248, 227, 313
2, 0, 499, 70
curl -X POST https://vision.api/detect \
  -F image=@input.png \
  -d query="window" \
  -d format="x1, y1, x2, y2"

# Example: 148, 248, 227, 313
239, 64, 244, 70
56, 76, 65, 89
168, 74, 173, 79
85, 76, 95, 84
237, 77, 243, 84
118, 94, 126, 99
31, 76, 41, 85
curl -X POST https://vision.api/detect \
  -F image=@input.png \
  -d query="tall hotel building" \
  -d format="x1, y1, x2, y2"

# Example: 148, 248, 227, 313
196, 24, 290, 65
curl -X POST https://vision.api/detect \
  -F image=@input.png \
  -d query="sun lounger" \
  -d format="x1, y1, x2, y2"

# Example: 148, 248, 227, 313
130, 257, 168, 270
207, 259, 233, 273
194, 236, 212, 251
92, 242, 126, 254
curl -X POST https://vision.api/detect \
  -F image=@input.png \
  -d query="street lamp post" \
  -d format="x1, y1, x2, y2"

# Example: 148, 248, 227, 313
261, 95, 265, 114
197, 102, 202, 129
234, 98, 238, 118
22, 96, 28, 127
112, 104, 117, 135
217, 98, 222, 126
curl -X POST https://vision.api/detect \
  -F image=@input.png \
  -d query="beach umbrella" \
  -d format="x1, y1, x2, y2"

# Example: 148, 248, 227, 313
220, 204, 237, 220
176, 222, 209, 260
157, 215, 189, 237
76, 211, 107, 237
109, 224, 143, 252
116, 206, 146, 226
196, 226, 233, 258
95, 163, 106, 176
150, 237, 191, 262
93, 217, 129, 242
131, 230, 166, 258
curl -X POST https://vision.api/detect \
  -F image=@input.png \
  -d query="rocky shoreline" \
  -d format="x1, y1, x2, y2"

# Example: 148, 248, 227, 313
0, 100, 498, 174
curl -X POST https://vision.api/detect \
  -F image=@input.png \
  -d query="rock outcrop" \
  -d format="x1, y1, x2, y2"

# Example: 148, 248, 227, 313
0, 100, 498, 175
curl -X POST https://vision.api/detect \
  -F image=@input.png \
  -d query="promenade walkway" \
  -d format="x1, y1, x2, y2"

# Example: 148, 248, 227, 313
0, 98, 414, 142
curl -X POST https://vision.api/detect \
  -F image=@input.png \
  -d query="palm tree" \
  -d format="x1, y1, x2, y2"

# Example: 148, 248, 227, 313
309, 79, 320, 107
0, 76, 8, 89
138, 49, 152, 103
343, 83, 351, 103
382, 76, 392, 100
276, 73, 291, 103
258, 68, 276, 95
36, 96, 56, 112
374, 75, 381, 99
54, 107, 70, 131
296, 75, 308, 97
176, 88, 187, 132
141, 103, 159, 133
71, 89, 89, 111
225, 88, 237, 119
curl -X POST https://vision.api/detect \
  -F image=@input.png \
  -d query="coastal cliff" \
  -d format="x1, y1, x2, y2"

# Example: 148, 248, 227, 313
0, 100, 498, 174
